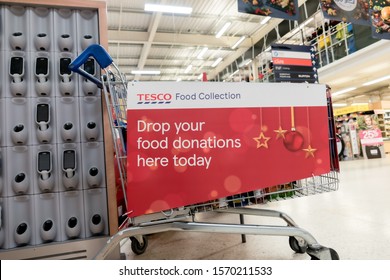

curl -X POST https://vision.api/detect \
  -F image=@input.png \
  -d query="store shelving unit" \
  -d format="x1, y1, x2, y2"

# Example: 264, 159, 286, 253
334, 113, 361, 160
379, 110, 390, 154
376, 111, 387, 138
0, 0, 119, 260
383, 110, 390, 138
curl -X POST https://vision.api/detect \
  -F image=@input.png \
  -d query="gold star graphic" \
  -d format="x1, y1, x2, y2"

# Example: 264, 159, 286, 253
253, 132, 271, 148
302, 145, 317, 158
274, 126, 287, 139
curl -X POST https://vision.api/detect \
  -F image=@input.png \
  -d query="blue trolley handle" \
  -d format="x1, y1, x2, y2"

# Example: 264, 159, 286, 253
69, 44, 113, 89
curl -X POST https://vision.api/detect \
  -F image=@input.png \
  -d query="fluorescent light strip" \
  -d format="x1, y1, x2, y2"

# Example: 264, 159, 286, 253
260, 16, 271, 25
351, 102, 368, 106
144, 4, 192, 14
231, 36, 246, 49
212, 57, 223, 67
300, 17, 313, 29
131, 70, 160, 75
215, 22, 231, 38
244, 59, 252, 66
197, 47, 208, 59
362, 75, 390, 86
230, 70, 239, 77
332, 87, 357, 96
184, 64, 192, 73
332, 103, 347, 107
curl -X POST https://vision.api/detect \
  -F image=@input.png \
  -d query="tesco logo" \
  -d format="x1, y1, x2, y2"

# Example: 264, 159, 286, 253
136, 93, 172, 104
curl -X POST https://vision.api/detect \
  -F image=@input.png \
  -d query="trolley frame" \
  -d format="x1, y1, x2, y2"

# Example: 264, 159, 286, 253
69, 44, 340, 260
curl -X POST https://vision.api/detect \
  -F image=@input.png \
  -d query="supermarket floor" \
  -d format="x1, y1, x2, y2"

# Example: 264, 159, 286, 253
120, 156, 390, 260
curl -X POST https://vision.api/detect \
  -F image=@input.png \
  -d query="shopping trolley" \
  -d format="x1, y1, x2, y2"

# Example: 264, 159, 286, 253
70, 44, 340, 260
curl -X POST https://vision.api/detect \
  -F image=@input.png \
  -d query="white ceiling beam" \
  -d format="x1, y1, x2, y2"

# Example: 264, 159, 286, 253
137, 13, 161, 69
108, 30, 253, 49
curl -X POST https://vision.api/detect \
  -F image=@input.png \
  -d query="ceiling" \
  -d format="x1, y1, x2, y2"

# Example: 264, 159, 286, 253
105, 0, 295, 82
105, 0, 390, 106
318, 39, 390, 105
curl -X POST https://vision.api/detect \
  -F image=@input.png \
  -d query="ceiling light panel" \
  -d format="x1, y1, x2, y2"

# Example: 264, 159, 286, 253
231, 36, 246, 49
362, 75, 390, 86
332, 103, 347, 107
332, 87, 357, 96
184, 65, 192, 73
212, 57, 223, 67
144, 4, 192, 14
197, 47, 208, 59
260, 16, 271, 24
215, 22, 232, 38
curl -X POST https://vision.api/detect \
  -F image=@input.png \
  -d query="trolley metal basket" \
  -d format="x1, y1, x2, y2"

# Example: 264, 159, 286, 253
70, 44, 340, 260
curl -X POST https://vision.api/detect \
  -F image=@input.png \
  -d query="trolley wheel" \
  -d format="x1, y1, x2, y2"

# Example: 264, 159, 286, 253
308, 247, 339, 260
130, 236, 148, 255
289, 236, 308, 254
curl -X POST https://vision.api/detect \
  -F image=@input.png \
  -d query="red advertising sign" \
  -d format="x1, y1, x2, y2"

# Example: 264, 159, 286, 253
126, 82, 330, 217
359, 128, 383, 146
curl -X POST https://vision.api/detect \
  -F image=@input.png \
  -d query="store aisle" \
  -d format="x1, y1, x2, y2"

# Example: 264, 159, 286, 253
120, 157, 390, 260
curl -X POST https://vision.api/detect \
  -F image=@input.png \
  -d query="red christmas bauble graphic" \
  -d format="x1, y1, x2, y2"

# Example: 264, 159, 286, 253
283, 130, 304, 151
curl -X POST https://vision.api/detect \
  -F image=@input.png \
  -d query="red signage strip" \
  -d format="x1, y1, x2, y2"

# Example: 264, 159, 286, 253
272, 57, 313, 67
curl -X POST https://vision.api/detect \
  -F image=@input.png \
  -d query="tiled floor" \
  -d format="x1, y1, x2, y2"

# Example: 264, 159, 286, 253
120, 156, 390, 260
